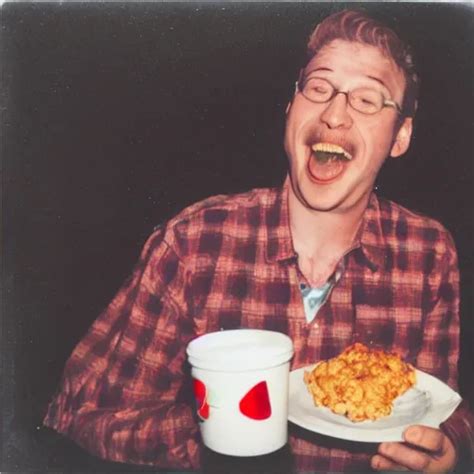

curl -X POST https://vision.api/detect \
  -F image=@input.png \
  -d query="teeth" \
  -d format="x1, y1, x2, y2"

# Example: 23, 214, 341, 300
311, 142, 352, 160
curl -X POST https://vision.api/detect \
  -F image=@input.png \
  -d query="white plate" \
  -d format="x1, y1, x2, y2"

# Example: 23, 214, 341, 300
288, 365, 462, 442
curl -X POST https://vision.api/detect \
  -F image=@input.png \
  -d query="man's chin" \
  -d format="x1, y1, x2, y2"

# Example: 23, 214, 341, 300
289, 174, 374, 216
302, 198, 347, 213
297, 187, 374, 216
293, 185, 346, 213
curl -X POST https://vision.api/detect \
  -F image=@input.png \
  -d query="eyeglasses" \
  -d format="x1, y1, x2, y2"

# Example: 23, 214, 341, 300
296, 75, 402, 115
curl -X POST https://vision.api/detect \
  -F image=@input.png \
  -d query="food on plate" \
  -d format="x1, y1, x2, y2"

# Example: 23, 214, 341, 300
303, 343, 416, 422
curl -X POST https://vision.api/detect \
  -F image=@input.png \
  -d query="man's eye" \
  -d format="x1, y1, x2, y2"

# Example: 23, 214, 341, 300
305, 82, 331, 96
312, 86, 329, 94
351, 89, 382, 111
304, 78, 331, 94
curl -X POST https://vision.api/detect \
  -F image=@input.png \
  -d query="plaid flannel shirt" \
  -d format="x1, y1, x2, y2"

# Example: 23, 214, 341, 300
44, 180, 473, 472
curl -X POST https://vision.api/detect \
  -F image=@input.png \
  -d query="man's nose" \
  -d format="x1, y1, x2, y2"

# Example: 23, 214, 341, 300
319, 93, 353, 129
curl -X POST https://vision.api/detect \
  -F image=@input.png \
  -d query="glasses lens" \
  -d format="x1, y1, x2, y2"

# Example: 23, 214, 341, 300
349, 88, 384, 114
302, 77, 334, 103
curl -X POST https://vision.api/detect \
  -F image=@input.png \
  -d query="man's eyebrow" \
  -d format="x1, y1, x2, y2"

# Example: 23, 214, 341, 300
367, 75, 389, 90
305, 67, 333, 76
305, 69, 392, 93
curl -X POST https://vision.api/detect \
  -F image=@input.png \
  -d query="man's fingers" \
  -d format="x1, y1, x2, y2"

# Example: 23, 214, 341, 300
371, 454, 408, 471
378, 442, 431, 472
403, 425, 444, 453
376, 430, 457, 473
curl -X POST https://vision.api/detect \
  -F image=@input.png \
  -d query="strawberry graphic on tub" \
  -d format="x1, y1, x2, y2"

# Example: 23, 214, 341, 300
193, 378, 272, 421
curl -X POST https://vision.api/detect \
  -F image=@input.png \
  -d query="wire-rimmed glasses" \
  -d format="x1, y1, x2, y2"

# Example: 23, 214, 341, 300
296, 75, 402, 115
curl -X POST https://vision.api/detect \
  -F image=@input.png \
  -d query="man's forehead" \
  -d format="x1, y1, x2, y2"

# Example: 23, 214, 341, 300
303, 39, 406, 95
306, 40, 392, 70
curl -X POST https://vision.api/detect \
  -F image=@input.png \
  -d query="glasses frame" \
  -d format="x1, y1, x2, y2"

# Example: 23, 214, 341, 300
295, 72, 402, 115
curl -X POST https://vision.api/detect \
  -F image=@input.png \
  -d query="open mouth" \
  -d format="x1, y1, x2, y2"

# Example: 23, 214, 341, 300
308, 142, 352, 183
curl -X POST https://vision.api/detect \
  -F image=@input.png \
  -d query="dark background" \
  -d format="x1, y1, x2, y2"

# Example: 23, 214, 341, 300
1, 2, 473, 472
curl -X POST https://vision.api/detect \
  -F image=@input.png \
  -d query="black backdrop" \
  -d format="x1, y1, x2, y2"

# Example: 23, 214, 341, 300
2, 2, 473, 471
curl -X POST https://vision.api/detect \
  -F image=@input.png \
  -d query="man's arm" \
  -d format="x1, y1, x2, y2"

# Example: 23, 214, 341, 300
372, 230, 473, 472
43, 227, 201, 469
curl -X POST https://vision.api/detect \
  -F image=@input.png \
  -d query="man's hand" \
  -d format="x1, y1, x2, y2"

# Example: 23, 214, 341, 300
371, 425, 457, 472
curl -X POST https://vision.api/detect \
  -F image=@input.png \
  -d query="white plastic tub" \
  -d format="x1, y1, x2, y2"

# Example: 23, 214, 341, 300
186, 329, 294, 456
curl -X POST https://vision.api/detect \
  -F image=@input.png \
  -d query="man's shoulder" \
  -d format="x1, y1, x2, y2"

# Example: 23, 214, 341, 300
376, 196, 456, 250
146, 186, 279, 254
168, 186, 277, 226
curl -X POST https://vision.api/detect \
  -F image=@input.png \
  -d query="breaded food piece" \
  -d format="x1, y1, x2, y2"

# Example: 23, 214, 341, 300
304, 343, 416, 422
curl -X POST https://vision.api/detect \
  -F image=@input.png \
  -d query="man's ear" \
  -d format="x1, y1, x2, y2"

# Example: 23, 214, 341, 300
390, 117, 413, 158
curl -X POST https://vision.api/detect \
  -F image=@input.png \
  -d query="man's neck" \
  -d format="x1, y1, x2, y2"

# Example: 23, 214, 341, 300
288, 189, 369, 286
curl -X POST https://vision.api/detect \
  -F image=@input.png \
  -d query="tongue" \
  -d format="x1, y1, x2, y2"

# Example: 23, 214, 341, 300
308, 154, 345, 181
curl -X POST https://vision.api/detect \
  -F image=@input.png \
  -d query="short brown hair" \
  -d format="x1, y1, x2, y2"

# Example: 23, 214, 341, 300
307, 10, 419, 117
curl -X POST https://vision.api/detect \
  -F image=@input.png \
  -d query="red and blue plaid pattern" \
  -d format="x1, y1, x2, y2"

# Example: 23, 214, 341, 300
44, 179, 472, 471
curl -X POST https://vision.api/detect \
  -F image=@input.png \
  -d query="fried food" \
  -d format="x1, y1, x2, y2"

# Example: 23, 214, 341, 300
304, 343, 416, 422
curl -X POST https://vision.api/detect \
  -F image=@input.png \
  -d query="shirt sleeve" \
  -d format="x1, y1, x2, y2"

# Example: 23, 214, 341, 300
43, 226, 201, 469
415, 230, 473, 469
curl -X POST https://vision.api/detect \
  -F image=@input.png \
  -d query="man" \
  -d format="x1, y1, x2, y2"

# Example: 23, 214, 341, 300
44, 10, 473, 472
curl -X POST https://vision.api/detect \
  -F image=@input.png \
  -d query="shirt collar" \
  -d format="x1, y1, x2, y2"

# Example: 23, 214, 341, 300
355, 193, 386, 272
264, 178, 297, 264
264, 178, 386, 271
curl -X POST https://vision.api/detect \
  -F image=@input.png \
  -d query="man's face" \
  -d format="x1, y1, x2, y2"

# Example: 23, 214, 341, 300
284, 39, 412, 214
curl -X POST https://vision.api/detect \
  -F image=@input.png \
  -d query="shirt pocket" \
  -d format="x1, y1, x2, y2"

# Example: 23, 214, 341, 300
354, 304, 423, 365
